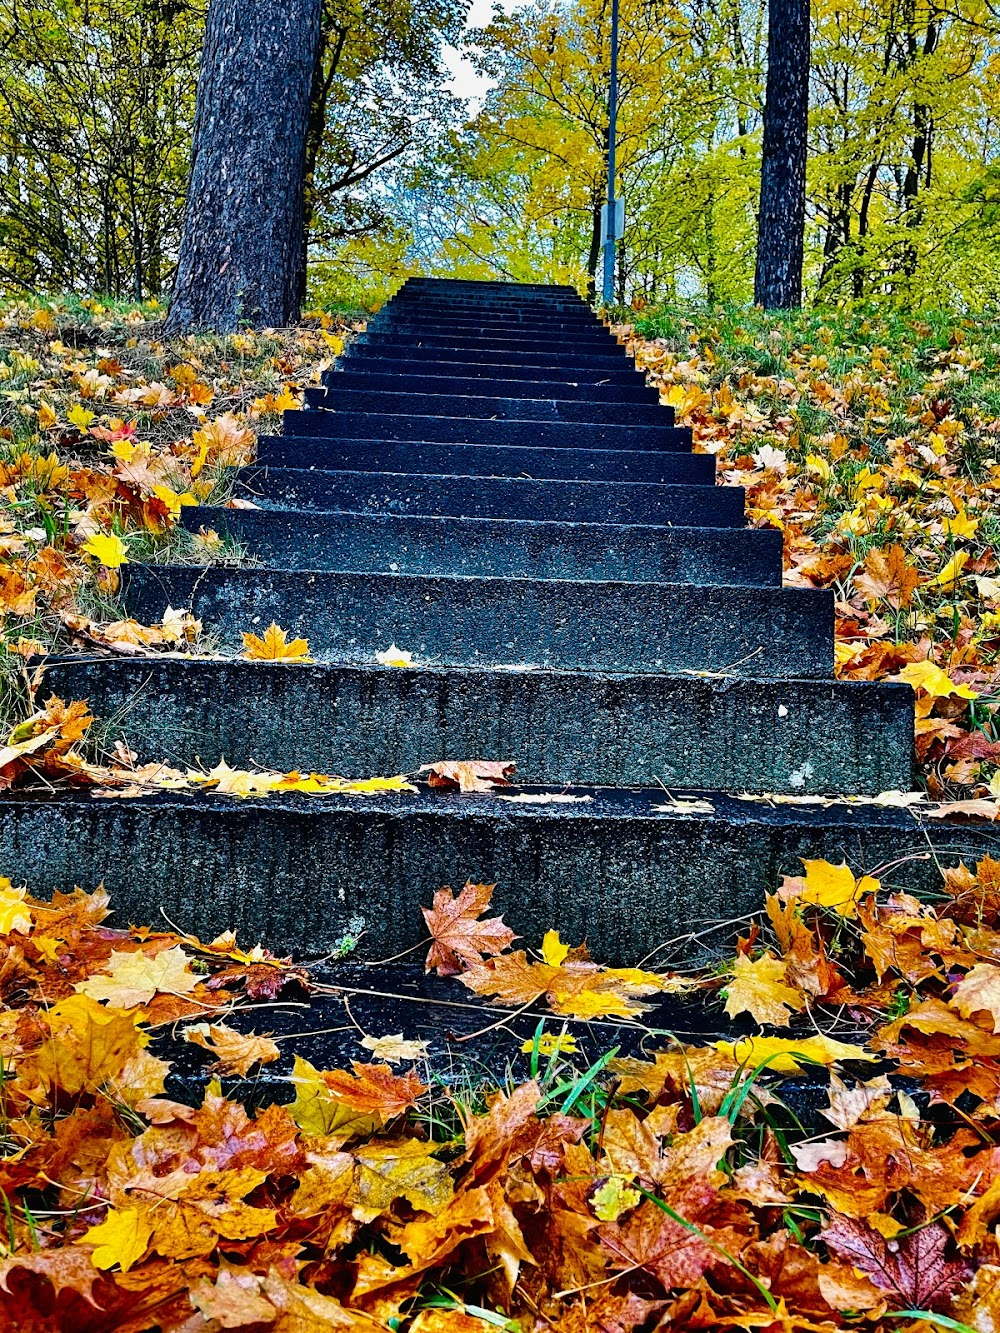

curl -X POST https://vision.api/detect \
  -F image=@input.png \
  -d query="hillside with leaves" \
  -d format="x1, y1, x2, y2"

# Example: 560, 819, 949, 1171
0, 296, 998, 805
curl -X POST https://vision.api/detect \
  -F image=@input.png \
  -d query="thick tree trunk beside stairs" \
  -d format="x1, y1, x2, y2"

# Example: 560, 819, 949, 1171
166, 0, 322, 334
754, 0, 810, 310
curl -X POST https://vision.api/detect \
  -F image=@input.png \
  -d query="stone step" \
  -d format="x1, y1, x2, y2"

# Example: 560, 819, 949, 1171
303, 385, 666, 427
254, 435, 714, 485
121, 566, 832, 676
234, 467, 740, 526
187, 507, 782, 584
338, 349, 647, 386
402, 277, 578, 295
357, 330, 619, 356
346, 342, 631, 372
385, 299, 591, 320
283, 410, 684, 451
323, 367, 660, 404
44, 658, 913, 795
3, 789, 990, 962
368, 313, 604, 337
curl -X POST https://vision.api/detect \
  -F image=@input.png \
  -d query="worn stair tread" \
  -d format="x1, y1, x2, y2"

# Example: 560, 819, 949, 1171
3, 787, 994, 961
339, 351, 647, 386
368, 318, 610, 339
284, 410, 685, 451
188, 507, 783, 585
347, 344, 634, 372
324, 368, 660, 403
304, 385, 667, 426
254, 435, 715, 485
44, 657, 914, 795
121, 565, 833, 676
359, 331, 621, 355
233, 466, 741, 526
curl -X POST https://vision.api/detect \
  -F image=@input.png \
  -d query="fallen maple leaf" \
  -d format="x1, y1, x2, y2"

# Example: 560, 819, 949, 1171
423, 881, 516, 975
713, 1033, 877, 1072
77, 944, 199, 1007
80, 531, 128, 567
781, 859, 880, 917
854, 544, 922, 609
77, 1205, 153, 1272
184, 1021, 281, 1076
241, 621, 312, 662
723, 951, 806, 1026
0, 878, 32, 934
420, 759, 515, 792
359, 1032, 431, 1064
822, 1216, 970, 1311
894, 659, 978, 700
376, 642, 414, 667
950, 963, 1000, 1032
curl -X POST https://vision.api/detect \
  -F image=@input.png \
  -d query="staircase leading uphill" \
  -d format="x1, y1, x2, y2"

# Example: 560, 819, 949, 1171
7, 277, 1000, 961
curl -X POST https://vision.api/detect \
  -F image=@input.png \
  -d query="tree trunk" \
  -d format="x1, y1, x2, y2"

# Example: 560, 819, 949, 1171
754, 0, 810, 309
166, 0, 322, 333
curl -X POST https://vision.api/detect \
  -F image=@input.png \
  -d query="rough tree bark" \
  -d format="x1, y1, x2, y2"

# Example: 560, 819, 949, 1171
165, 0, 323, 333
753, 0, 810, 309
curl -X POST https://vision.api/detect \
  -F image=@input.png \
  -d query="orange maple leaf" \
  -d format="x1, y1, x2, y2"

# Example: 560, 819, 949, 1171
422, 881, 516, 976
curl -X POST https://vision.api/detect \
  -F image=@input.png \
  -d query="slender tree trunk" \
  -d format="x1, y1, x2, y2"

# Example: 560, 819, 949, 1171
754, 0, 810, 308
586, 197, 603, 301
166, 0, 322, 333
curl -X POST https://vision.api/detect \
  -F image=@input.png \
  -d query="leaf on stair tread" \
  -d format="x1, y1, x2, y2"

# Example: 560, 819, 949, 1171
420, 759, 515, 792
241, 622, 312, 662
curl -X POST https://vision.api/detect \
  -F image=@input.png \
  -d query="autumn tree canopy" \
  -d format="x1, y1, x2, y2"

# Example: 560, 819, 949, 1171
0, 0, 999, 308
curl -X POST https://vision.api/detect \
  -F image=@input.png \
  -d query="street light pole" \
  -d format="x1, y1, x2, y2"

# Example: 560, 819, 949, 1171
601, 0, 620, 307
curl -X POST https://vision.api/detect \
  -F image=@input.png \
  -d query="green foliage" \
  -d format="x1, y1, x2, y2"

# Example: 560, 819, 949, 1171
378, 0, 1000, 308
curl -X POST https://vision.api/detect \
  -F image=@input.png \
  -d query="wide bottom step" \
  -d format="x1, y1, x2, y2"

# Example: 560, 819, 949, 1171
2, 788, 995, 963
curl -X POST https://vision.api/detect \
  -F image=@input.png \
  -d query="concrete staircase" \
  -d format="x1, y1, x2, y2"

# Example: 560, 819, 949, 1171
6, 277, 999, 961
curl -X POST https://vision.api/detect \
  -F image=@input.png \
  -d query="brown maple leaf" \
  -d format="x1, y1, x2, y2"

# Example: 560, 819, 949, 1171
821, 1216, 970, 1311
599, 1199, 716, 1291
419, 759, 515, 792
854, 545, 922, 609
422, 881, 516, 975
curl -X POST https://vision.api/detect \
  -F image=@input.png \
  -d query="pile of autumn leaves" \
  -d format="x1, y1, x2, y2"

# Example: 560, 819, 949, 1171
626, 314, 1000, 803
7, 861, 1000, 1329
0, 297, 343, 662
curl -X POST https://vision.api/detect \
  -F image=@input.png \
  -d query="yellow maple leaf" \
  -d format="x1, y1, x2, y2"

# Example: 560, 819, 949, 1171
943, 509, 979, 539
275, 772, 417, 795
152, 484, 198, 520
320, 331, 345, 355
187, 759, 285, 798
713, 1033, 876, 1073
67, 403, 95, 429
37, 402, 58, 430
520, 1032, 578, 1056
0, 878, 32, 934
77, 945, 199, 1007
81, 532, 128, 568
792, 860, 881, 917
930, 550, 969, 588
27, 993, 146, 1096
541, 930, 570, 966
78, 1206, 153, 1272
895, 660, 978, 700
723, 952, 805, 1026
241, 622, 312, 662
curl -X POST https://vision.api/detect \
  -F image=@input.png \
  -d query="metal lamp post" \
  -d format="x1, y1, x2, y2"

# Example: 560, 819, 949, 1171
601, 0, 620, 307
